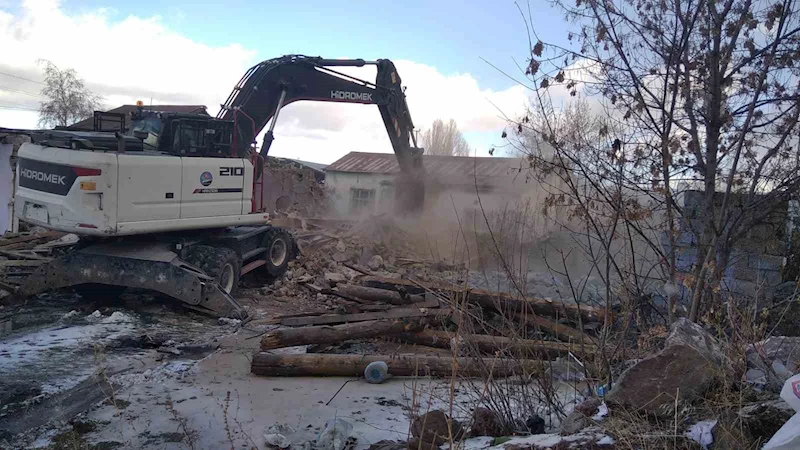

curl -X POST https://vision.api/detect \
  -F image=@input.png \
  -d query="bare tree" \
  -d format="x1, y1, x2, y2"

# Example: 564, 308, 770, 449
421, 119, 471, 156
37, 60, 102, 128
509, 0, 800, 322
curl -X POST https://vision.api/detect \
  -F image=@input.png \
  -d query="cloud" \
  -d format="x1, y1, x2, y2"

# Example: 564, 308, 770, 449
0, 0, 526, 163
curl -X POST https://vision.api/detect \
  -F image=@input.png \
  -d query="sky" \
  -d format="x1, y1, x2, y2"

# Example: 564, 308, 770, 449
0, 0, 572, 164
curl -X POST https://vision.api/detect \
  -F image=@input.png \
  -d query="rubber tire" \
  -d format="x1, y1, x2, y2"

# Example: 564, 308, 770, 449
183, 245, 242, 295
74, 284, 126, 302
261, 227, 296, 278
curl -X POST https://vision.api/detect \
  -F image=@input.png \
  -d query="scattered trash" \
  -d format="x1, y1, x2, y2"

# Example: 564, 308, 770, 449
364, 360, 389, 384
764, 376, 800, 450
265, 424, 295, 449
315, 418, 353, 450
684, 419, 717, 449
591, 402, 608, 421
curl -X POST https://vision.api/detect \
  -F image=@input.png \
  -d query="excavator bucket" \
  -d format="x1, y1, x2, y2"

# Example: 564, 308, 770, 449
19, 242, 247, 319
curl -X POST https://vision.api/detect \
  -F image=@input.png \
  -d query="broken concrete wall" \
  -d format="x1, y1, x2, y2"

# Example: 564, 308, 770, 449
260, 157, 329, 216
665, 190, 790, 299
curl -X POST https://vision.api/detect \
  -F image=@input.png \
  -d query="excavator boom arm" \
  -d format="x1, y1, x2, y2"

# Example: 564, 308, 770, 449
217, 55, 422, 174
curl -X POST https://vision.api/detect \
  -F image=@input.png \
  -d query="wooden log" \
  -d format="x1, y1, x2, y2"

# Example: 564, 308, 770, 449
250, 353, 546, 378
360, 276, 607, 323
280, 307, 451, 327
0, 231, 64, 248
260, 319, 414, 350
0, 249, 52, 261
321, 288, 370, 304
336, 284, 427, 305
393, 330, 595, 357
524, 314, 593, 344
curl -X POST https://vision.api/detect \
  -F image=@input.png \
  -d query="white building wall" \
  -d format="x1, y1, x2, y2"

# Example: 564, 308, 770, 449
0, 143, 14, 234
326, 171, 397, 216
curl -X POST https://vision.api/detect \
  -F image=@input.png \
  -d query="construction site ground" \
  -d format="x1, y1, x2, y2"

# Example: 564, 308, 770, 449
0, 216, 609, 450
1, 293, 460, 449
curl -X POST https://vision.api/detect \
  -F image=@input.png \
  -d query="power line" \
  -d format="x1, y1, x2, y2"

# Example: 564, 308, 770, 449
0, 103, 39, 112
0, 71, 45, 85
0, 85, 44, 98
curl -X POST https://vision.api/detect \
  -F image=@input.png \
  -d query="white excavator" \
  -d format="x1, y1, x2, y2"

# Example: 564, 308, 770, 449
12, 55, 424, 318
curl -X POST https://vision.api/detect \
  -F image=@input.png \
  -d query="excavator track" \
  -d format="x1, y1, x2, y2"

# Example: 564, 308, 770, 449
19, 242, 247, 319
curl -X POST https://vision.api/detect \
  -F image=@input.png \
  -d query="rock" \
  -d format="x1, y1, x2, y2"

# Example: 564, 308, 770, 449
324, 272, 347, 283
559, 411, 589, 435
411, 410, 464, 446
560, 398, 601, 435
286, 270, 293, 280
745, 368, 767, 390
368, 255, 384, 271
665, 318, 729, 367
336, 240, 347, 253
746, 336, 800, 392
525, 414, 545, 434
368, 440, 406, 450
406, 437, 438, 450
750, 336, 800, 372
606, 318, 727, 417
470, 408, 505, 437
332, 252, 349, 262
738, 400, 795, 444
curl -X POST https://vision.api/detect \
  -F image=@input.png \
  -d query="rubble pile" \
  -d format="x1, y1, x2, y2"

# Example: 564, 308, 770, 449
262, 157, 330, 216
0, 229, 75, 301
250, 214, 608, 379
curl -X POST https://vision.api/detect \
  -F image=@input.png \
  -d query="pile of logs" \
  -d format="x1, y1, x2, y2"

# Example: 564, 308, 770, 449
251, 273, 607, 379
0, 230, 73, 296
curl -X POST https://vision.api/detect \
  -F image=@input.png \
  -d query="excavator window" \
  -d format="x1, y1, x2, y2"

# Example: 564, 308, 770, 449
169, 118, 234, 157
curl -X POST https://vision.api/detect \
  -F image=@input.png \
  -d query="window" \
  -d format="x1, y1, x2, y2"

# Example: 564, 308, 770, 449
350, 188, 375, 212
378, 185, 394, 212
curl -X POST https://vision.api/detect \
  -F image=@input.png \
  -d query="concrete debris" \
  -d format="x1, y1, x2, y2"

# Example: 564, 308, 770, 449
559, 398, 601, 435
217, 317, 241, 327
410, 410, 464, 447
368, 255, 384, 271
737, 400, 796, 444
607, 318, 727, 417
746, 336, 800, 393
324, 272, 347, 283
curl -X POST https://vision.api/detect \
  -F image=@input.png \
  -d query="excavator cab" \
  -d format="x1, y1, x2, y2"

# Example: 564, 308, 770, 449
130, 108, 237, 158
